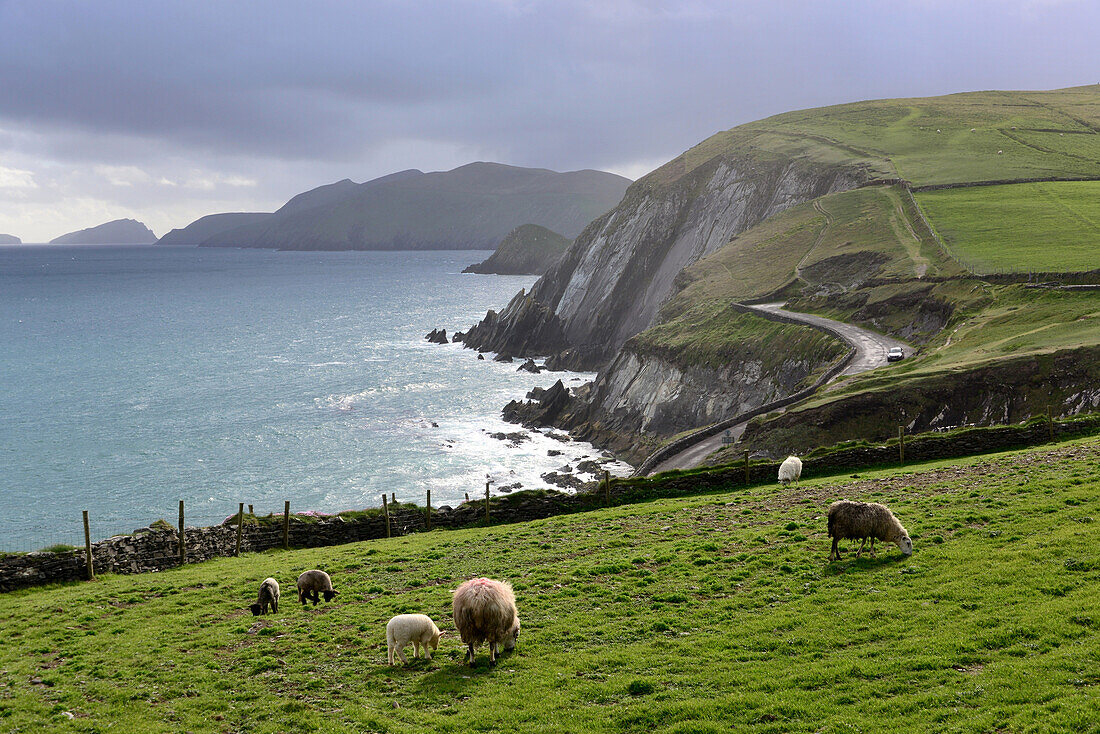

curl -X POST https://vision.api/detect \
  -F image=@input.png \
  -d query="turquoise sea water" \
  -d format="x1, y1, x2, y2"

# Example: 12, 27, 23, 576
0, 245, 627, 549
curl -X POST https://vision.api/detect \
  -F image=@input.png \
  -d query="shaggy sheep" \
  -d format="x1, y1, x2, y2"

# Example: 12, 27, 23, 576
250, 577, 280, 616
452, 577, 520, 666
296, 570, 338, 606
386, 614, 443, 665
827, 500, 913, 561
778, 456, 802, 485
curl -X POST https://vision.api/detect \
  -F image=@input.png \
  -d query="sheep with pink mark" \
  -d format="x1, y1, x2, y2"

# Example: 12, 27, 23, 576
452, 577, 520, 666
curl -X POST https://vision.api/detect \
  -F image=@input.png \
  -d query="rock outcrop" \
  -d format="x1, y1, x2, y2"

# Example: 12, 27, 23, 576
463, 224, 572, 275
0, 233, 20, 244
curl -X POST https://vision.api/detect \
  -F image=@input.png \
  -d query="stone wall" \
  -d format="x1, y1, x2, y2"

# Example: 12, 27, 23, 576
4, 413, 1098, 594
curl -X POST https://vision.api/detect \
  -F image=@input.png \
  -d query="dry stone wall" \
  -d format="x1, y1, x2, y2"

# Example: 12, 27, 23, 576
3, 413, 1098, 593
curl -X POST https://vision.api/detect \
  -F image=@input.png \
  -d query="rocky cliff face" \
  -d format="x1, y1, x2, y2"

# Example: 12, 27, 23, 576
735, 345, 1100, 458
463, 153, 869, 368
503, 334, 844, 465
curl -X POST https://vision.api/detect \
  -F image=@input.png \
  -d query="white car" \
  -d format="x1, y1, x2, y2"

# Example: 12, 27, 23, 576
887, 347, 905, 362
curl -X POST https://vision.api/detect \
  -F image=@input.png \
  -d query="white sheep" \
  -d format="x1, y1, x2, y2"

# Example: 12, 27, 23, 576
296, 570, 338, 606
250, 577, 280, 616
452, 577, 520, 666
778, 456, 802, 485
386, 614, 443, 665
827, 500, 913, 561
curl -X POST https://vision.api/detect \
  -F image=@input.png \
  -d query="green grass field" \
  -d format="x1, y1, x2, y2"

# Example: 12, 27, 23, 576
2, 439, 1099, 732
654, 86, 1100, 189
916, 181, 1100, 273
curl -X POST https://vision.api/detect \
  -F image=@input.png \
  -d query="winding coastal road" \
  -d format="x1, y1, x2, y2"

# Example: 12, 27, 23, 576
645, 303, 910, 475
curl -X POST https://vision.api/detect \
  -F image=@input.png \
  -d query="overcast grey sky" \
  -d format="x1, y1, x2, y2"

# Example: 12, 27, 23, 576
0, 0, 1096, 242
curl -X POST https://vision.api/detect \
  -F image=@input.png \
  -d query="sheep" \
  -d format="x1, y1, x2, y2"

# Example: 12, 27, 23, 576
296, 570, 338, 606
250, 577, 280, 616
386, 614, 443, 665
778, 456, 802, 485
827, 500, 913, 561
452, 577, 520, 666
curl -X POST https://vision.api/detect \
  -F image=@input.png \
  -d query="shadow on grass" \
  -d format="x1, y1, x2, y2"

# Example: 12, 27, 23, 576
414, 648, 519, 693
823, 553, 908, 575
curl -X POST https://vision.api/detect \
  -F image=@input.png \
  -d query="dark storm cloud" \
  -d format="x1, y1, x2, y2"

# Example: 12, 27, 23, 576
0, 0, 1097, 240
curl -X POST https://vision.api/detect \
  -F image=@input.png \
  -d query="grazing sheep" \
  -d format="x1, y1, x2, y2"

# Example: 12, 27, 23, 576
778, 456, 802, 485
250, 577, 280, 616
386, 614, 443, 665
452, 577, 520, 666
296, 570, 338, 606
827, 500, 913, 561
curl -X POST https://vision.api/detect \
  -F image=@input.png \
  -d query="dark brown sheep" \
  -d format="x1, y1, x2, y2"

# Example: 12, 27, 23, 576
827, 500, 913, 561
296, 570, 338, 605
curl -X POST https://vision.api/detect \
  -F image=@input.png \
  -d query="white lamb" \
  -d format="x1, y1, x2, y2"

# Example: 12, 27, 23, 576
386, 614, 443, 665
778, 456, 802, 485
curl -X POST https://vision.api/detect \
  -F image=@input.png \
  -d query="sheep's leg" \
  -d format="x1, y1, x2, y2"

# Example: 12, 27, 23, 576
387, 645, 395, 666
413, 641, 422, 659
829, 537, 839, 561
856, 538, 866, 558
467, 643, 476, 667
398, 645, 408, 665
424, 644, 432, 661
869, 538, 877, 558
489, 641, 498, 666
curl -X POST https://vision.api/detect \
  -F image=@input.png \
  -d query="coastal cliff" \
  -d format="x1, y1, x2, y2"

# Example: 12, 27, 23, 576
463, 153, 869, 369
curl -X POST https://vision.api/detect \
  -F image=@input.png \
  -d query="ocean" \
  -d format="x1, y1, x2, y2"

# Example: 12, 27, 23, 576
0, 245, 629, 550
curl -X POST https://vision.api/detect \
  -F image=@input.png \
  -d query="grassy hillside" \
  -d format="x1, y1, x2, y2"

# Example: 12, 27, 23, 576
651, 86, 1100, 189
916, 181, 1100, 273
2, 439, 1098, 732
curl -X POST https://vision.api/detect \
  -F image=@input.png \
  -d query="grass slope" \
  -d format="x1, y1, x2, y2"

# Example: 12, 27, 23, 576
2, 439, 1099, 732
655, 86, 1100, 189
916, 181, 1100, 273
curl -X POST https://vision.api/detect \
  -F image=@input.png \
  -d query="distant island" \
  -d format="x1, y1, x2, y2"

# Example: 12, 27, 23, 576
50, 219, 156, 245
0, 234, 20, 245
157, 162, 630, 251
463, 224, 571, 275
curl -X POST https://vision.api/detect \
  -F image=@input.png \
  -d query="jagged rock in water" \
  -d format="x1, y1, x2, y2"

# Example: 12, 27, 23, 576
477, 354, 485, 360
517, 358, 541, 374
425, 328, 449, 344
452, 331, 465, 343
540, 471, 587, 491
494, 352, 514, 363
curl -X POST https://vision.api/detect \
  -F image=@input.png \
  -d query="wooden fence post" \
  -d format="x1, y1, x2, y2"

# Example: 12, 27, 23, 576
604, 470, 611, 506
426, 489, 432, 531
178, 500, 185, 565
382, 494, 391, 538
898, 426, 905, 464
283, 501, 290, 550
744, 450, 750, 484
235, 502, 244, 557
83, 510, 94, 581
248, 504, 253, 515
485, 481, 490, 524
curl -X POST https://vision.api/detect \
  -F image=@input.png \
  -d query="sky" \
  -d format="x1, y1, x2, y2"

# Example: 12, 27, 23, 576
0, 0, 1097, 242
